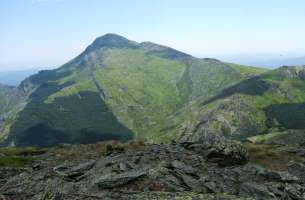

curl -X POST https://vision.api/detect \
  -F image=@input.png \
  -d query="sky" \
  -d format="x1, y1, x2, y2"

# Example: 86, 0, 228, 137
1, 0, 305, 71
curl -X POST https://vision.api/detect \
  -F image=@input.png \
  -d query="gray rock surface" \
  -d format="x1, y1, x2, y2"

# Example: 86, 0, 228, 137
95, 169, 147, 188
0, 141, 304, 199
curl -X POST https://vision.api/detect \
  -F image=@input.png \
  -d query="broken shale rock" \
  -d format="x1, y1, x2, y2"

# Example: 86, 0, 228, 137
95, 169, 147, 188
182, 137, 249, 166
53, 160, 96, 180
1, 141, 304, 199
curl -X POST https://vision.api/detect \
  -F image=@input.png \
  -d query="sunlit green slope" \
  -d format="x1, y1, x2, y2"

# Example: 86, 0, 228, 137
0, 34, 263, 146
4, 34, 303, 147
179, 65, 305, 146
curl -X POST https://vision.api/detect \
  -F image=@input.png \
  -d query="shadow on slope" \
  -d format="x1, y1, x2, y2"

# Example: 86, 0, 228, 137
201, 76, 270, 106
264, 102, 305, 129
6, 81, 134, 147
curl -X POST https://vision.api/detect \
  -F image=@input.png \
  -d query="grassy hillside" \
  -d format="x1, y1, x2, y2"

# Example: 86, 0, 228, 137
0, 84, 17, 116
2, 34, 304, 147
178, 65, 305, 145
4, 66, 133, 147
0, 34, 262, 146
0, 84, 26, 143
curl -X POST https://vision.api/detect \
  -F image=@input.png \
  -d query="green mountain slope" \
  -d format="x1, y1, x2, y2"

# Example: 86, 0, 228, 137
0, 84, 18, 117
1, 33, 303, 147
0, 83, 26, 143
179, 66, 305, 146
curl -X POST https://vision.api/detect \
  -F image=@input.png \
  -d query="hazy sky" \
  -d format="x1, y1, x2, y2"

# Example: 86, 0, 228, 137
1, 0, 305, 70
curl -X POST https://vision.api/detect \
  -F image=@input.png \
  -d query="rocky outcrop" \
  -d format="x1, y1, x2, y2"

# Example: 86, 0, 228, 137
288, 161, 305, 183
95, 169, 147, 188
0, 167, 27, 186
53, 160, 96, 181
279, 66, 305, 80
181, 136, 249, 166
0, 141, 304, 199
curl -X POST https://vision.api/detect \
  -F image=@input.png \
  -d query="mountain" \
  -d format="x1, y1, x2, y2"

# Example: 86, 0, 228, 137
0, 83, 28, 141
179, 65, 305, 145
0, 84, 17, 117
0, 33, 304, 147
0, 69, 41, 86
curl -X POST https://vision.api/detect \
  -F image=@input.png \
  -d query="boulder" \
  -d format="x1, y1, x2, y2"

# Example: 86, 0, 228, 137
288, 161, 305, 183
258, 170, 299, 183
206, 139, 249, 166
183, 137, 249, 166
53, 160, 96, 180
95, 169, 147, 188
283, 183, 305, 200
168, 160, 197, 174
239, 182, 276, 199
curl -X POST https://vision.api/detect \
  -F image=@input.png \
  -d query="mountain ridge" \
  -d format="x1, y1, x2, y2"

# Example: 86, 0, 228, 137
0, 34, 304, 147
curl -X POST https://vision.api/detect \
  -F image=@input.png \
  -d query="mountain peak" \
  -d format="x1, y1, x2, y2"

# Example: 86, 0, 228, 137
95, 33, 130, 42
80, 34, 190, 60
87, 33, 139, 52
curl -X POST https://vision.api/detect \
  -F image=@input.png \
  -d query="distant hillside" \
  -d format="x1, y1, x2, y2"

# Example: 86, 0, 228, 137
179, 65, 305, 146
0, 34, 304, 147
0, 84, 18, 115
0, 83, 25, 135
0, 69, 40, 86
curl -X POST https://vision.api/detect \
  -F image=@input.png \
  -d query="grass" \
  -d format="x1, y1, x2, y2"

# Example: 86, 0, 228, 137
0, 147, 46, 167
49, 140, 146, 162
0, 156, 34, 167
95, 48, 187, 137
10, 91, 134, 146
45, 77, 97, 104
247, 132, 286, 144
0, 141, 146, 167
187, 66, 305, 143
227, 63, 268, 77
0, 147, 46, 156
245, 143, 304, 171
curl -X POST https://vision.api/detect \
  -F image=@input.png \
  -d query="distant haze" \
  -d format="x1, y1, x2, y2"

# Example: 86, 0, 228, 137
211, 54, 305, 68
0, 69, 41, 86
1, 0, 305, 70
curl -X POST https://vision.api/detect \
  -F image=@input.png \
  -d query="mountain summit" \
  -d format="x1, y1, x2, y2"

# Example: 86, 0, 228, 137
86, 33, 139, 52
0, 34, 304, 147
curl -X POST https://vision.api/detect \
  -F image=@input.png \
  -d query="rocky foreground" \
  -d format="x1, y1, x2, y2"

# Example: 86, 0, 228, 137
1, 139, 305, 200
